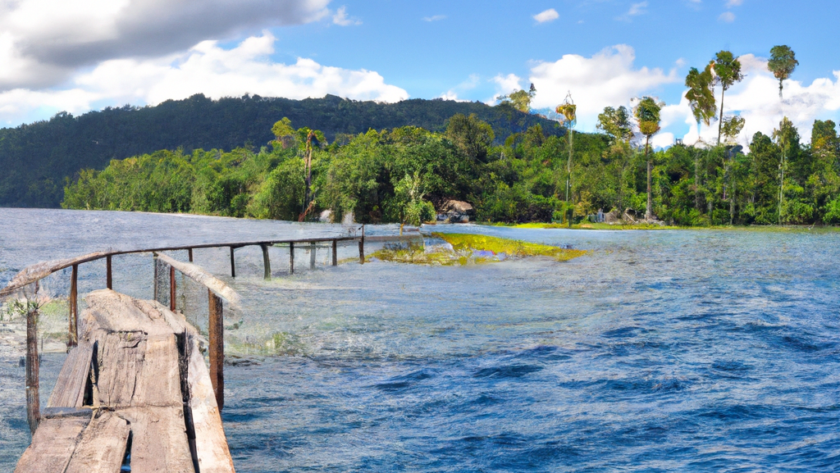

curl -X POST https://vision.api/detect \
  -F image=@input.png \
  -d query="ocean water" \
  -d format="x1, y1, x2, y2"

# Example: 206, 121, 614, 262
1, 208, 839, 471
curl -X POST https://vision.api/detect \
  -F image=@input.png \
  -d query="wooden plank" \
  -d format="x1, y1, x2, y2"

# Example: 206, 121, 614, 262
86, 289, 173, 336
134, 334, 183, 407
117, 407, 196, 473
96, 331, 145, 408
156, 253, 241, 305
47, 343, 92, 409
186, 335, 235, 473
64, 411, 130, 473
14, 416, 89, 473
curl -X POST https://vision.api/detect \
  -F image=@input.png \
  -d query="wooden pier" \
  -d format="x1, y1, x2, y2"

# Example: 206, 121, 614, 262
0, 227, 424, 472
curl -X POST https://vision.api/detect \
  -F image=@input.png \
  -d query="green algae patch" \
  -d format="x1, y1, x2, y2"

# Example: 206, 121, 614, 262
370, 243, 463, 266
433, 233, 587, 262
508, 222, 682, 230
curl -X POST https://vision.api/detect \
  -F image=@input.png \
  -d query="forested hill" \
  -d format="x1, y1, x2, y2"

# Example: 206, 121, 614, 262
0, 94, 561, 208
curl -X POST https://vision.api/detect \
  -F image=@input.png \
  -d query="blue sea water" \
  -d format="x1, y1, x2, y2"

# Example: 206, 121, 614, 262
1, 209, 840, 471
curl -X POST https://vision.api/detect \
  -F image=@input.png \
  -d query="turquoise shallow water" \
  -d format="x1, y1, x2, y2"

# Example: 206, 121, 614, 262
1, 209, 840, 471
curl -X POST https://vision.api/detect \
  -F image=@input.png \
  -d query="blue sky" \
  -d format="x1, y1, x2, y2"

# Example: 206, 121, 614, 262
1, 0, 838, 147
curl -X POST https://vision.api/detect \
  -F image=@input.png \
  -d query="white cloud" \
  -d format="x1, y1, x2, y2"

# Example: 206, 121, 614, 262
423, 15, 447, 22
0, 33, 409, 126
0, 0, 331, 89
726, 0, 743, 7
617, 2, 647, 21
332, 6, 361, 26
533, 9, 560, 23
528, 45, 678, 130
719, 11, 735, 22
489, 73, 524, 104
440, 74, 480, 103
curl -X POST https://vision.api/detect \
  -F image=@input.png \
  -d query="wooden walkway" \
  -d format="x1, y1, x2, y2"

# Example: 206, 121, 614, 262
15, 289, 234, 472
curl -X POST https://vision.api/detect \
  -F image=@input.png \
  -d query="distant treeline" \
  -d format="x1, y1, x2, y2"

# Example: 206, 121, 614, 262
0, 94, 560, 208
62, 113, 840, 226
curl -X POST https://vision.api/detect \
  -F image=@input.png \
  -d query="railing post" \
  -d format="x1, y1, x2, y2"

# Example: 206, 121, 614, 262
188, 248, 193, 262
106, 255, 112, 290
261, 244, 271, 280
289, 242, 295, 275
68, 264, 78, 347
310, 242, 316, 269
169, 265, 176, 312
229, 247, 236, 278
26, 305, 40, 434
332, 240, 338, 266
208, 290, 224, 411
153, 253, 159, 302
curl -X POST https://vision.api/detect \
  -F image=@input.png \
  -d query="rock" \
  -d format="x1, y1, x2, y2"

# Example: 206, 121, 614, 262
604, 209, 620, 223
341, 212, 355, 225
439, 200, 474, 224
319, 210, 333, 223
623, 209, 637, 223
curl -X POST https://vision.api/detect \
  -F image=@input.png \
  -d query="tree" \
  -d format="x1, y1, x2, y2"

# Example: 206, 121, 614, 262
445, 113, 495, 162
685, 64, 717, 138
499, 83, 536, 113
597, 106, 633, 143
768, 45, 799, 98
556, 92, 577, 225
297, 127, 326, 220
634, 96, 664, 220
713, 51, 744, 145
271, 117, 295, 143
773, 117, 797, 224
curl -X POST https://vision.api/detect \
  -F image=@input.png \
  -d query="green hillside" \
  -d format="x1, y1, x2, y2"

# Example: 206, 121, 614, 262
0, 94, 561, 208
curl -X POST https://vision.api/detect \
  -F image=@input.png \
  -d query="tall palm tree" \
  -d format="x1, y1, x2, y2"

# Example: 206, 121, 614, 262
685, 64, 716, 211
634, 96, 664, 221
768, 46, 798, 98
712, 51, 744, 145
556, 92, 577, 223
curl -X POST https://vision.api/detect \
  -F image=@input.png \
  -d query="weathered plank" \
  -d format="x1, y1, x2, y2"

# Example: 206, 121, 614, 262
96, 331, 145, 408
156, 252, 241, 306
14, 416, 89, 473
187, 336, 236, 473
134, 333, 183, 407
118, 406, 196, 473
86, 289, 173, 336
47, 343, 92, 409
64, 411, 130, 473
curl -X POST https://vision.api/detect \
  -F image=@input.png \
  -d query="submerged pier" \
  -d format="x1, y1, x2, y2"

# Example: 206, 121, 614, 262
0, 228, 395, 472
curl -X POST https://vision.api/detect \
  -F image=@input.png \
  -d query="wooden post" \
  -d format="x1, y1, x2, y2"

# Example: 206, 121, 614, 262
359, 226, 365, 265
169, 265, 176, 312
289, 242, 295, 275
106, 255, 112, 290
208, 290, 224, 411
332, 240, 337, 266
310, 242, 316, 269
68, 264, 78, 347
261, 244, 271, 280
188, 248, 193, 262
26, 307, 40, 434
229, 246, 236, 278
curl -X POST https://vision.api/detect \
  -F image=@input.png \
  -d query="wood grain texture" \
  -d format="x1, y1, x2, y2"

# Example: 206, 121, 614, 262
64, 411, 130, 473
14, 416, 88, 473
47, 343, 92, 409
118, 407, 196, 473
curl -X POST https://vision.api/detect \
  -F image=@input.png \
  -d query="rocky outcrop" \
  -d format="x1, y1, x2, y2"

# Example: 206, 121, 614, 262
438, 200, 474, 223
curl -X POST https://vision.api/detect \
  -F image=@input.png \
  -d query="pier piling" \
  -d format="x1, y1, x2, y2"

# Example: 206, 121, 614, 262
261, 244, 271, 280
106, 255, 112, 290
25, 306, 39, 434
229, 247, 236, 278
208, 290, 224, 411
310, 242, 316, 269
332, 240, 337, 266
289, 242, 295, 274
68, 264, 78, 347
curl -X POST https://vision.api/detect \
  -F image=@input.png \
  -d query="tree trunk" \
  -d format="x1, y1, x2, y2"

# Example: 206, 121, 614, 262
718, 87, 726, 146
645, 135, 652, 220
695, 149, 702, 211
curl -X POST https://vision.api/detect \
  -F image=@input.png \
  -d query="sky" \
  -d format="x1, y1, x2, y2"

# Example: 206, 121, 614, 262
1, 0, 839, 148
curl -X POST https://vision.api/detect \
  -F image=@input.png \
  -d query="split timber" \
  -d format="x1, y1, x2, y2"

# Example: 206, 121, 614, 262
15, 289, 234, 473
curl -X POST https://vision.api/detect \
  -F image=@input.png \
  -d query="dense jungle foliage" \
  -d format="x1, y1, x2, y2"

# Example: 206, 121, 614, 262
0, 94, 559, 208
62, 112, 840, 226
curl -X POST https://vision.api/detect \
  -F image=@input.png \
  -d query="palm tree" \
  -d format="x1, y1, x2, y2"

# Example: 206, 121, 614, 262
712, 51, 744, 145
556, 92, 577, 225
685, 64, 716, 211
768, 46, 798, 98
634, 96, 664, 221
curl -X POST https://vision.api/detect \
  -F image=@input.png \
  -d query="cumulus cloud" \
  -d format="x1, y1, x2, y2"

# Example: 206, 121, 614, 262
0, 33, 408, 125
0, 0, 331, 89
488, 73, 524, 104
726, 0, 743, 7
332, 6, 361, 26
533, 9, 559, 23
423, 15, 446, 22
528, 45, 678, 130
719, 11, 735, 22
